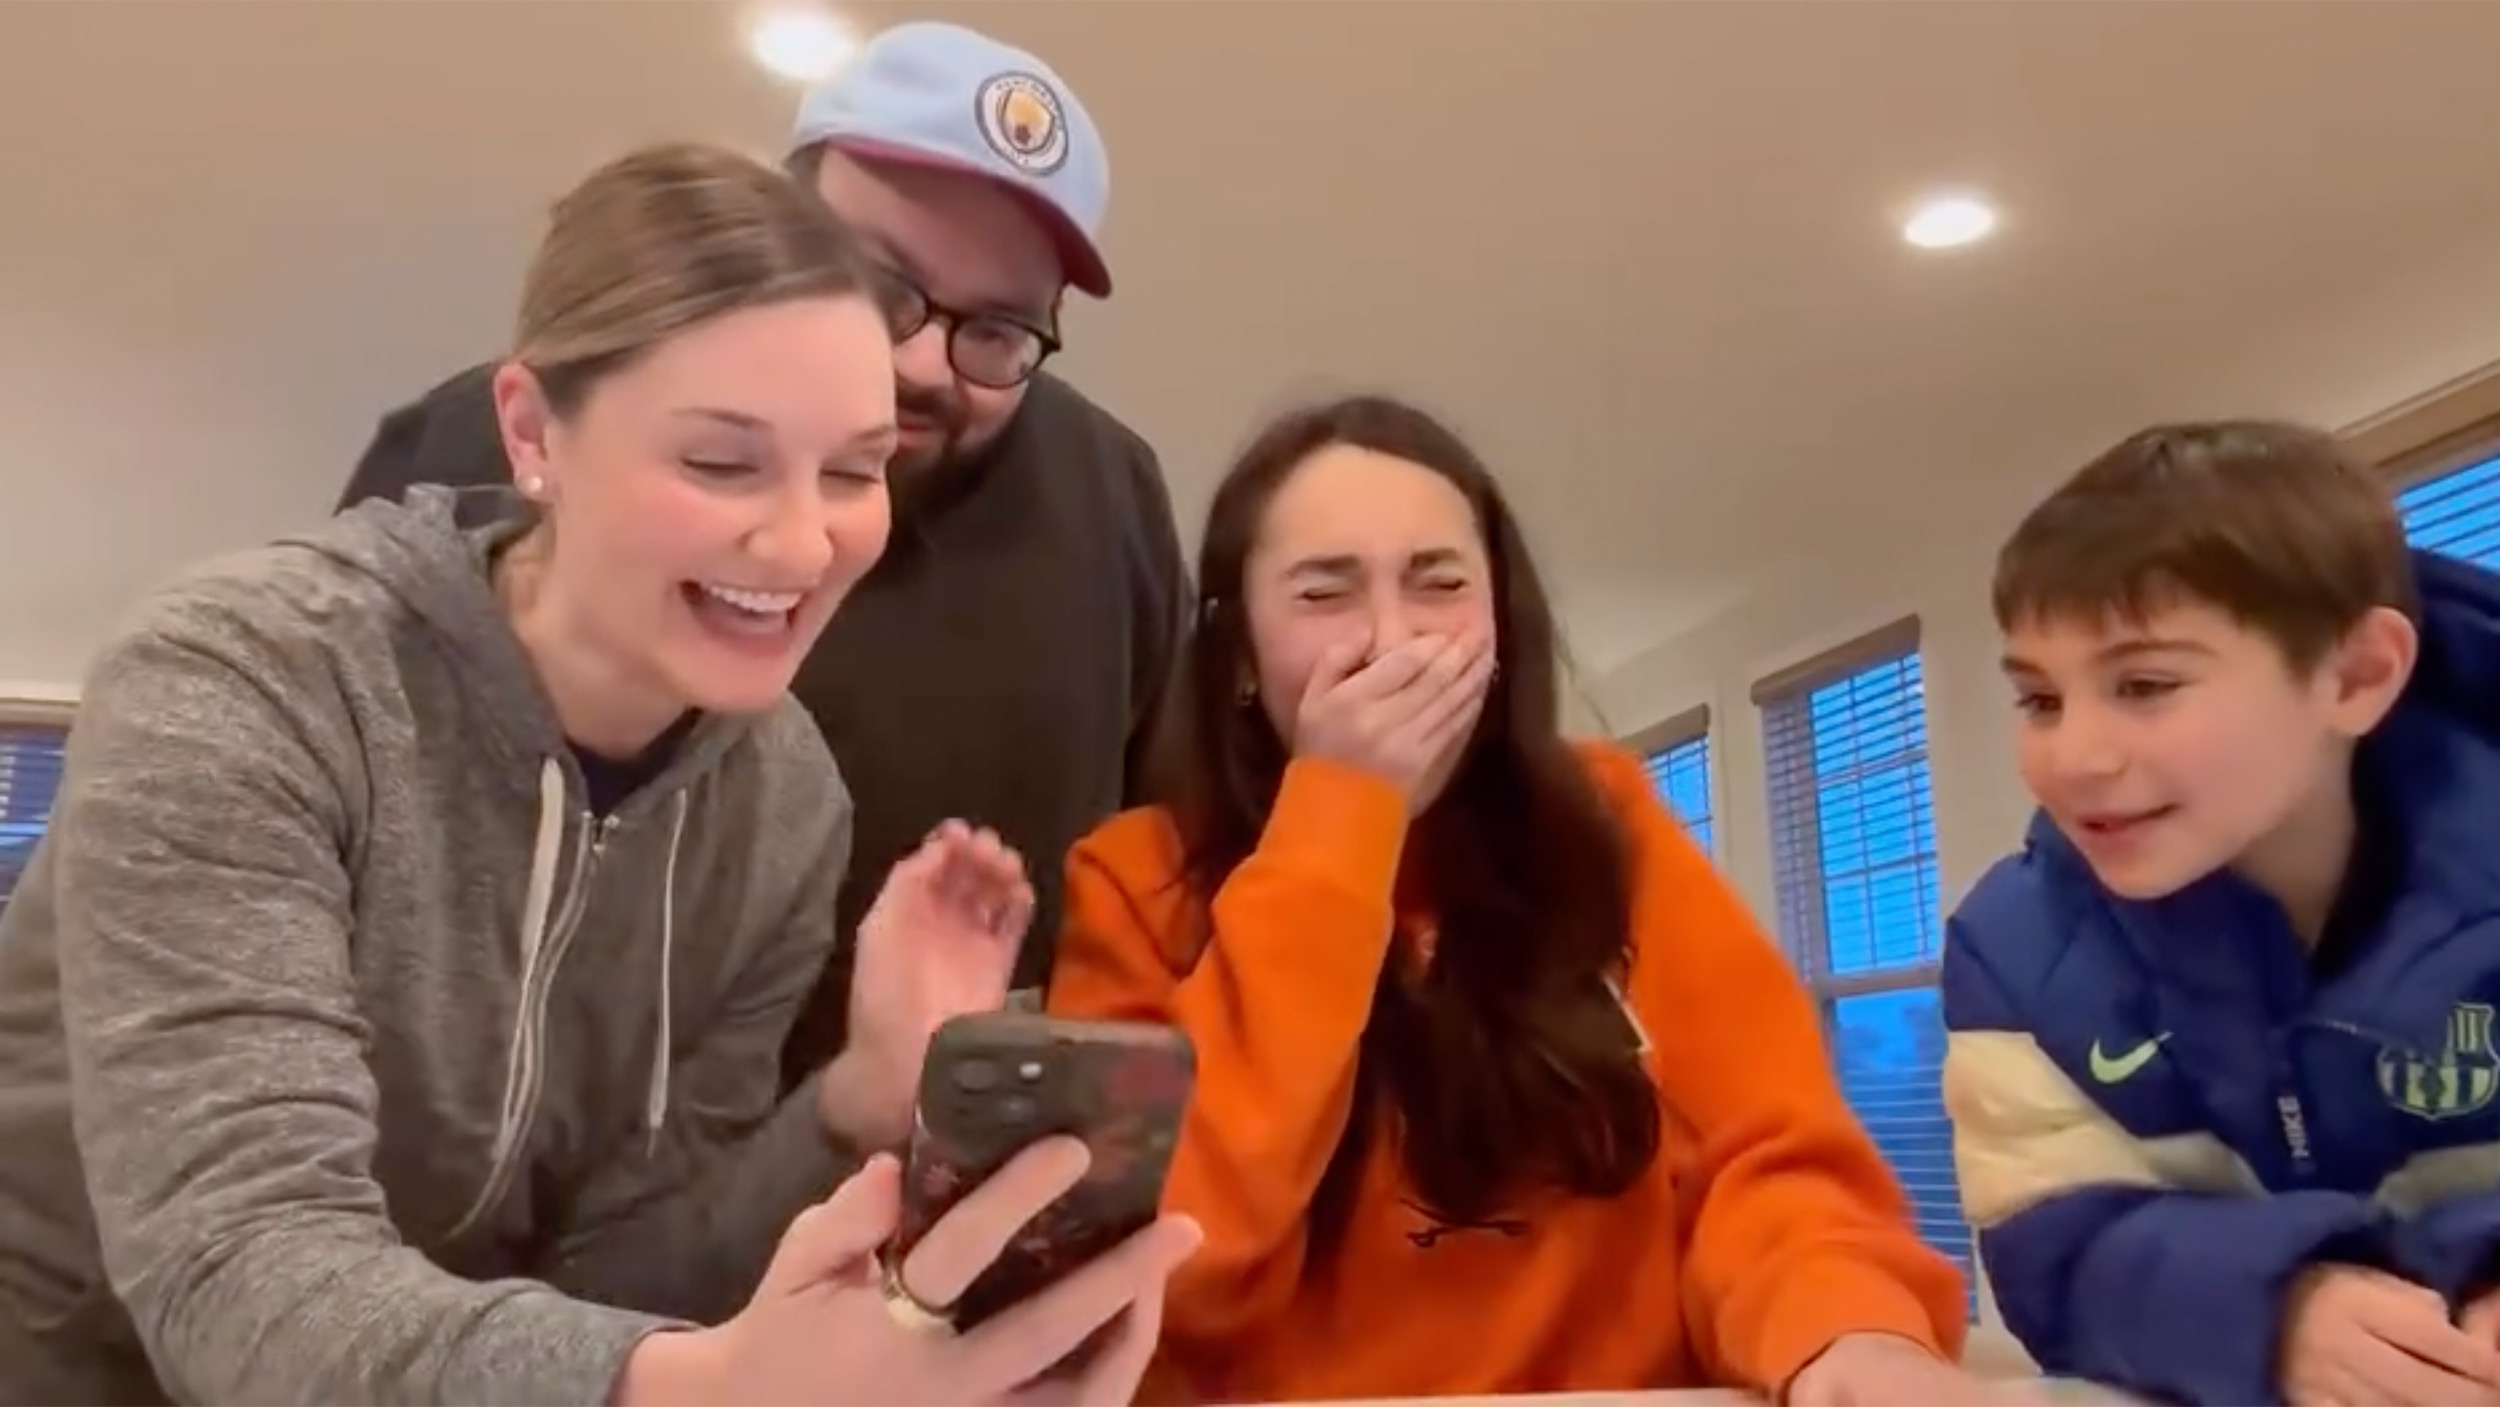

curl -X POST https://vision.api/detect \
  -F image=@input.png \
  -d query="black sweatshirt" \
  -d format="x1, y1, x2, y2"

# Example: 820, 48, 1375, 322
338, 364, 1189, 1083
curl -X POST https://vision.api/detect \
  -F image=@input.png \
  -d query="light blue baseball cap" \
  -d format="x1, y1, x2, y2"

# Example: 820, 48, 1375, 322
789, 21, 1114, 298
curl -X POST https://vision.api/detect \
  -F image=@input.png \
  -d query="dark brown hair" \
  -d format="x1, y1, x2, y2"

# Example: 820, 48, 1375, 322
513, 142, 877, 417
1994, 419, 2417, 670
1151, 394, 1659, 1259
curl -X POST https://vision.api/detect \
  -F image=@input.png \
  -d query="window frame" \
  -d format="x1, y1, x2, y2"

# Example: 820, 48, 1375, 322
1749, 618, 1972, 1303
1748, 616, 1938, 1006
2348, 360, 2500, 490
0, 699, 75, 729
2348, 360, 2500, 568
1623, 702, 1715, 854
0, 697, 75, 914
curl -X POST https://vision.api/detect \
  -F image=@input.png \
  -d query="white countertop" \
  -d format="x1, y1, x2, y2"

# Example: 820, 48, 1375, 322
1232, 1380, 2138, 1406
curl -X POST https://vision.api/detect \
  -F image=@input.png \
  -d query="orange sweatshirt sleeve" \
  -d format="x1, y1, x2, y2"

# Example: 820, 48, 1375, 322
1047, 757, 1408, 1346
1581, 743, 1969, 1391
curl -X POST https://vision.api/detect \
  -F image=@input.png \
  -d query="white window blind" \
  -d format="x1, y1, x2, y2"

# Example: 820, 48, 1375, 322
0, 720, 69, 918
1755, 624, 1974, 1310
1642, 728, 1715, 857
2400, 450, 2500, 566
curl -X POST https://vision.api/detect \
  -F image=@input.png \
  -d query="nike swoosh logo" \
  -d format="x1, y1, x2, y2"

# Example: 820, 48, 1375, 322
2089, 1034, 2170, 1083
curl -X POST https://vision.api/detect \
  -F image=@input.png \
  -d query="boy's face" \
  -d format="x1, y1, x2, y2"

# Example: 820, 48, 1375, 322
2001, 599, 2412, 901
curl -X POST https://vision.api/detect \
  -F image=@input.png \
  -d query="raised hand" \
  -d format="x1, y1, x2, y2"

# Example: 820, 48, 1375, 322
823, 821, 1034, 1149
1290, 632, 1495, 809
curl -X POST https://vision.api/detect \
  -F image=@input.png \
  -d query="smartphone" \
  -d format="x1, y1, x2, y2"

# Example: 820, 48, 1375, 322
891, 1010, 1196, 1328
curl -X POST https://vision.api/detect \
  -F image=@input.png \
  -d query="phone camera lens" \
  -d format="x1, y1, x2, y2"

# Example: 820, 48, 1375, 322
952, 1058, 1002, 1092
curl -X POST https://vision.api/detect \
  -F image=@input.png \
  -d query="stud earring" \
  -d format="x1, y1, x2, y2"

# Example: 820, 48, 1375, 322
1236, 678, 1258, 706
518, 474, 547, 498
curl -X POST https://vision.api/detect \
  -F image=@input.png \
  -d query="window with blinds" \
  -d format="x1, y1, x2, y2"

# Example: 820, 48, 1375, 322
0, 718, 70, 917
2400, 449, 2500, 567
1754, 621, 1973, 1311
1638, 713, 1715, 857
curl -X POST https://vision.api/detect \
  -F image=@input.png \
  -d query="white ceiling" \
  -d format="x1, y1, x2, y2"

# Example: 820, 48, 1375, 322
7, 0, 2500, 684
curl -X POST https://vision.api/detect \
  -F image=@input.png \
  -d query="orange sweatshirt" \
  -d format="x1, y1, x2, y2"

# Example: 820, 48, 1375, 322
1047, 742, 1967, 1404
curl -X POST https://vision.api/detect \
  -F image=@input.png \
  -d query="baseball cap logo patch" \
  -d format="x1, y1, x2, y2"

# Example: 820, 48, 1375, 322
974, 72, 1070, 175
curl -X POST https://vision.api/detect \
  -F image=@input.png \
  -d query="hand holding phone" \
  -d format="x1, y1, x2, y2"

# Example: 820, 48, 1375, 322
618, 1145, 1200, 1407
889, 1011, 1196, 1329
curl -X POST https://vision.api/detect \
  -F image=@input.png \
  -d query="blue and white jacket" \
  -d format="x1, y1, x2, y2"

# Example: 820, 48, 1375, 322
1943, 550, 2500, 1405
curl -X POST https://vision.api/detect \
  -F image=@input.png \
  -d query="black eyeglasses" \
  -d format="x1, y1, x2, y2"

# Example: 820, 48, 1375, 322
869, 263, 1061, 391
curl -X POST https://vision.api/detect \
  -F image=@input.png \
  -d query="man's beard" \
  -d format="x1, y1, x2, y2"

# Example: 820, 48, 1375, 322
888, 381, 971, 510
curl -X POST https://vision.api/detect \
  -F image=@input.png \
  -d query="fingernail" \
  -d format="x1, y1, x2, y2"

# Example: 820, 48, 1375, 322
1169, 1215, 1206, 1258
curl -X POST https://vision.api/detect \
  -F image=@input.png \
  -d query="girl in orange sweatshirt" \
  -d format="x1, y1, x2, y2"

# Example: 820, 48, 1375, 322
1047, 394, 1989, 1406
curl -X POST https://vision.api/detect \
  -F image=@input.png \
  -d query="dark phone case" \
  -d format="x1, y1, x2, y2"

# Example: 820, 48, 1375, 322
892, 1012, 1196, 1328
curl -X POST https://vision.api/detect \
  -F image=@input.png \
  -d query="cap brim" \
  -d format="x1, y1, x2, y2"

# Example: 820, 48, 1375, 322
825, 137, 1113, 299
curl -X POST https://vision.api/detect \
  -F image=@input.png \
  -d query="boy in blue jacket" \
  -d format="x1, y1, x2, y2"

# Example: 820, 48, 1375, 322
1943, 419, 2500, 1406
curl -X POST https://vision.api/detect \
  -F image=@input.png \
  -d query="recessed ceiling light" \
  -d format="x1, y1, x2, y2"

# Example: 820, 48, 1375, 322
746, 6, 859, 84
1901, 194, 1999, 250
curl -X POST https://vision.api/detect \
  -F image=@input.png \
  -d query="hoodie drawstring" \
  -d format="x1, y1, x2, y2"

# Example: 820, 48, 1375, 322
446, 757, 569, 1241
646, 789, 689, 1152
451, 761, 692, 1236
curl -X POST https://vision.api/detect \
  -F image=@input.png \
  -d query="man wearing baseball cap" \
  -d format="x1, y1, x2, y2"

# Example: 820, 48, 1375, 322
337, 21, 1188, 1085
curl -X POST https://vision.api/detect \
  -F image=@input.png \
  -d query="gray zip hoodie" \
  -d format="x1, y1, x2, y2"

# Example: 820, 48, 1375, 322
0, 487, 863, 1404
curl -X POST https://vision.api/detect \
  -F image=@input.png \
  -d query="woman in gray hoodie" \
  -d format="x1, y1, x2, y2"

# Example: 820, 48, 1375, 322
0, 142, 1197, 1406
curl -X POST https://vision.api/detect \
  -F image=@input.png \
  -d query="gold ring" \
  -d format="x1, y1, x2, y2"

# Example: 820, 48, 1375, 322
879, 1254, 956, 1334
